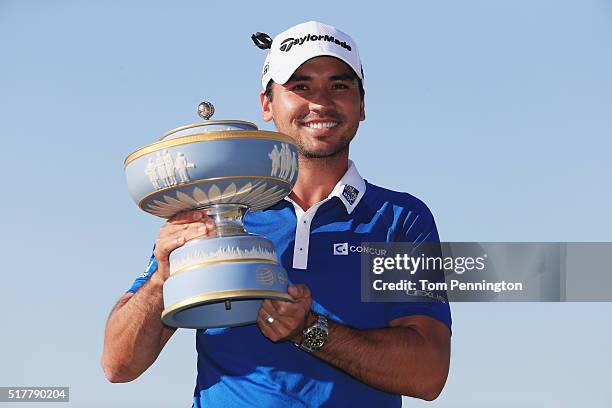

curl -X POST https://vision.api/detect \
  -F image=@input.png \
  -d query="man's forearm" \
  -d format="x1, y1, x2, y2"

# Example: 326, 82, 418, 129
102, 273, 175, 382
312, 318, 450, 400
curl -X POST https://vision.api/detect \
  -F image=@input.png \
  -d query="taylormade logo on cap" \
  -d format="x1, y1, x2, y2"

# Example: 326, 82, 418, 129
258, 21, 363, 89
279, 34, 352, 52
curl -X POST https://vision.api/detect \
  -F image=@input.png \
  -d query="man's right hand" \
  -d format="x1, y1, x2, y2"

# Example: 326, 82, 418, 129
153, 210, 217, 282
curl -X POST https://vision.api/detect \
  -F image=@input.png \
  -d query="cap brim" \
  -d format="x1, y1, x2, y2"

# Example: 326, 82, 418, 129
269, 51, 362, 87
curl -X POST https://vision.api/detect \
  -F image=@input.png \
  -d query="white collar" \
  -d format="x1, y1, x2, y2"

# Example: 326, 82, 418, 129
285, 160, 366, 215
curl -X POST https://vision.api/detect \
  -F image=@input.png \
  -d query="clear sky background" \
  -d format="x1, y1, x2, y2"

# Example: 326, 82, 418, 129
0, 1, 611, 407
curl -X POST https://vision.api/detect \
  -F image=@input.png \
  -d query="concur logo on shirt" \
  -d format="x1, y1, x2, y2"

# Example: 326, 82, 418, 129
333, 242, 349, 255
333, 243, 388, 256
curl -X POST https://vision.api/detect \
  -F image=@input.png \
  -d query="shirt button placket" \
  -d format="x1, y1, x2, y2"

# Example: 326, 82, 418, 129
294, 215, 312, 268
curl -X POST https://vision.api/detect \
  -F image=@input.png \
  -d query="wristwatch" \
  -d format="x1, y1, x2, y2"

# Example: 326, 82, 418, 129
297, 313, 328, 353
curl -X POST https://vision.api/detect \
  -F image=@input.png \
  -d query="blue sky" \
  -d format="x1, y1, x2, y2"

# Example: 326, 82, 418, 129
0, 1, 610, 407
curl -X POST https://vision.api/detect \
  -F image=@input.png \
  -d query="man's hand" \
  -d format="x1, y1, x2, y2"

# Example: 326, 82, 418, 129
153, 209, 217, 282
257, 284, 315, 344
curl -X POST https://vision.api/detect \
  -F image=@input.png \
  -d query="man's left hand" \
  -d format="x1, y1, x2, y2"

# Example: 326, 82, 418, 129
257, 284, 315, 344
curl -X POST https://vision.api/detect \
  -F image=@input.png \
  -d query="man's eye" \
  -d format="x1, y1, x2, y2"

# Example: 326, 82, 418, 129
292, 84, 308, 91
332, 83, 349, 90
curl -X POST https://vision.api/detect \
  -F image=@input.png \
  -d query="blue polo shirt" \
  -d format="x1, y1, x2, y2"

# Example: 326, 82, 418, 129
128, 161, 451, 407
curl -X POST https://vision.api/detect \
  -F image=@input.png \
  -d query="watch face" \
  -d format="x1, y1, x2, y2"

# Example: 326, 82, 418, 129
303, 327, 327, 350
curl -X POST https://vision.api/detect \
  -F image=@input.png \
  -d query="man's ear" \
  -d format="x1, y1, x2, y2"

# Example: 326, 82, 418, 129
260, 90, 273, 122
359, 98, 366, 121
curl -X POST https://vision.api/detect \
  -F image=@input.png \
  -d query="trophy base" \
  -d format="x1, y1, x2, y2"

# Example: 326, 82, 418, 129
161, 233, 292, 329
161, 288, 292, 329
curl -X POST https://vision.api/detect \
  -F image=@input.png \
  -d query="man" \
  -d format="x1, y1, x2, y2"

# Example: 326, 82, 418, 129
102, 21, 451, 407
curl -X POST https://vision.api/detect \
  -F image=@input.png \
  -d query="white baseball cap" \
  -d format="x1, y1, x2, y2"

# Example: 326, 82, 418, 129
254, 21, 364, 90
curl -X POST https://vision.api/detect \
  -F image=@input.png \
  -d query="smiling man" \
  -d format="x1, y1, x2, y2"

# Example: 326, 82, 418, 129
261, 57, 363, 159
102, 21, 451, 408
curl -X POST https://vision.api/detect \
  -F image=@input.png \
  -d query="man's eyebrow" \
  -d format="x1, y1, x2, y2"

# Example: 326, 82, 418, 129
330, 73, 355, 81
286, 73, 356, 83
286, 74, 312, 82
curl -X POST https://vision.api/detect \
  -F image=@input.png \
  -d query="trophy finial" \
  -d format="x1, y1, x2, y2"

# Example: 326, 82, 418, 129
197, 101, 215, 120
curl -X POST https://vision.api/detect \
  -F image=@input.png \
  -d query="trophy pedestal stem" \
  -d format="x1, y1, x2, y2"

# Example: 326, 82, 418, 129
199, 203, 248, 236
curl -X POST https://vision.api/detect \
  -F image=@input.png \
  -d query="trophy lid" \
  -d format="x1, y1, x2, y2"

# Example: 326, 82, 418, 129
159, 102, 258, 141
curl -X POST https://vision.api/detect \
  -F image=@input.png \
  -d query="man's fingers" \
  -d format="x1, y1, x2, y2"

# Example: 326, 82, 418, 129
174, 223, 215, 243
257, 303, 291, 338
260, 300, 292, 325
268, 297, 303, 317
154, 235, 186, 262
288, 284, 310, 300
183, 222, 216, 241
168, 210, 208, 225
257, 318, 279, 340
154, 221, 217, 261
262, 284, 312, 318
160, 218, 217, 240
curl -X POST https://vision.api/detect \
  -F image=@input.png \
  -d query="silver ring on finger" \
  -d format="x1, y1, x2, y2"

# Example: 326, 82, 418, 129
265, 315, 275, 325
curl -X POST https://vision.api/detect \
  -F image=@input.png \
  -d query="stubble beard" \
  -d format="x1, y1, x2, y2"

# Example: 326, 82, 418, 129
274, 118, 359, 160
297, 137, 350, 159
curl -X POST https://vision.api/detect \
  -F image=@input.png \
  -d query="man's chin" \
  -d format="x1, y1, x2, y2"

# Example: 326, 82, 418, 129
298, 145, 348, 160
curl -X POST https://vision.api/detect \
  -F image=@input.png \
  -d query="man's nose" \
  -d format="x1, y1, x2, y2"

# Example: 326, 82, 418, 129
308, 88, 334, 112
